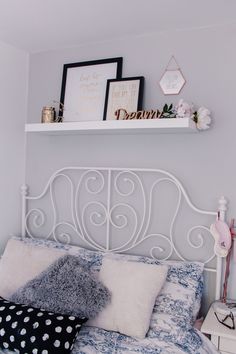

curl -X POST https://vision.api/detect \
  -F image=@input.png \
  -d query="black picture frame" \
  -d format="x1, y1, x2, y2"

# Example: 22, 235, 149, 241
103, 76, 144, 121
59, 57, 123, 122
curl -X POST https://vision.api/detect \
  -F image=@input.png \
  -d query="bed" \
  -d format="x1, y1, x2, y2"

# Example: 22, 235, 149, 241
0, 167, 227, 354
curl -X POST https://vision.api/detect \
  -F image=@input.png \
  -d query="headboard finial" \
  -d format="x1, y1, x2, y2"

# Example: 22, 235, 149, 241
218, 196, 227, 221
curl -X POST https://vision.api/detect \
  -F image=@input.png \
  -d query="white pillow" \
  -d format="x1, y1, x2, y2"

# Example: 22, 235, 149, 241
89, 258, 168, 339
0, 238, 66, 299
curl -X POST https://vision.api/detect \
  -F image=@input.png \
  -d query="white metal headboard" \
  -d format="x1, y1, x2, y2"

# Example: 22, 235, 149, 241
21, 167, 228, 300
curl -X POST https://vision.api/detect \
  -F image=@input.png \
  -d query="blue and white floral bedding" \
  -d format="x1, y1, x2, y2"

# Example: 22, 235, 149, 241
72, 326, 219, 354
0, 327, 218, 354
0, 237, 219, 353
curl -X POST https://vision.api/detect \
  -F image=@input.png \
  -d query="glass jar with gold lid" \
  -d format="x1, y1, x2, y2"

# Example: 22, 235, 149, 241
41, 106, 56, 123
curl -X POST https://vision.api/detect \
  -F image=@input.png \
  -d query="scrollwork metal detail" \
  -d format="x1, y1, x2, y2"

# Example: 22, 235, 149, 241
187, 225, 215, 263
114, 171, 136, 196
23, 167, 219, 264
25, 208, 46, 238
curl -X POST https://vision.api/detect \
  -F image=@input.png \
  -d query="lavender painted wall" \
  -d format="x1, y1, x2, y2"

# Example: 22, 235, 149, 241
25, 25, 236, 299
0, 41, 28, 251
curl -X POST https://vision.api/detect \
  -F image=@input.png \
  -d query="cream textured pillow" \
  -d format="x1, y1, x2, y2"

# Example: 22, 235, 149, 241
89, 258, 168, 339
0, 238, 66, 299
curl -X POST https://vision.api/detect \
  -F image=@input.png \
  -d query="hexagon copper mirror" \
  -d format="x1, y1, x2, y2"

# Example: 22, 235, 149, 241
159, 56, 186, 95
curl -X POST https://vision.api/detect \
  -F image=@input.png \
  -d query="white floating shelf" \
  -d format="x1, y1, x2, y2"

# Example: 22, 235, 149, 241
25, 118, 197, 135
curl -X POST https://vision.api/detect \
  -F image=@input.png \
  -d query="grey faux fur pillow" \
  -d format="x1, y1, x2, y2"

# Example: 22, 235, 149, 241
11, 255, 111, 319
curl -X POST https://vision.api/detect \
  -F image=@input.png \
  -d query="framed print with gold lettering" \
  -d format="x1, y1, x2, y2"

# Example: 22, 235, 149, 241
59, 57, 123, 122
103, 76, 144, 120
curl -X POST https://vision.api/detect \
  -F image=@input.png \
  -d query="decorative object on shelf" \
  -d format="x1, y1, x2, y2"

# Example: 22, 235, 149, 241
115, 108, 159, 120
52, 100, 64, 122
103, 76, 144, 121
59, 57, 123, 122
41, 106, 56, 123
159, 56, 186, 95
159, 104, 176, 118
113, 99, 211, 130
175, 99, 193, 119
193, 107, 211, 130
175, 99, 212, 130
